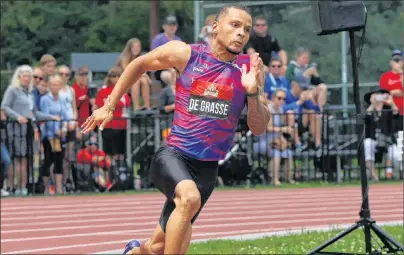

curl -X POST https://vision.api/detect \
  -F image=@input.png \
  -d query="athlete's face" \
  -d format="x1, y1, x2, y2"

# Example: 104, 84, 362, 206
213, 8, 252, 55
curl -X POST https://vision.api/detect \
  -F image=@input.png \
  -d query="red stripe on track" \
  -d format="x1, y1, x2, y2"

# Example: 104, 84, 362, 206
1, 184, 402, 254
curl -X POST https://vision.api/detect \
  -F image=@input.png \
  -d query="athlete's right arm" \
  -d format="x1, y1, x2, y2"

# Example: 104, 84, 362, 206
81, 41, 191, 133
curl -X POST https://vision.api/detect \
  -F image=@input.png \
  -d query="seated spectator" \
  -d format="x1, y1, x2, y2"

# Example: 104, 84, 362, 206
1, 65, 57, 196
158, 68, 176, 142
40, 74, 69, 195
364, 89, 400, 181
95, 67, 130, 170
285, 47, 327, 112
264, 57, 316, 149
152, 15, 182, 85
254, 89, 295, 186
379, 50, 403, 134
196, 14, 215, 45
76, 135, 113, 191
116, 38, 151, 110
248, 15, 287, 73
39, 54, 57, 77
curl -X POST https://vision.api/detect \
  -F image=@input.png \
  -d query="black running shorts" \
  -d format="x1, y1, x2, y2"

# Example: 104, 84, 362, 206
149, 146, 219, 232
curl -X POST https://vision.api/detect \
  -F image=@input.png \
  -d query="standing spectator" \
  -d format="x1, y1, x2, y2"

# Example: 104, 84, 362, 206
31, 75, 48, 111
116, 38, 151, 110
33, 67, 45, 89
40, 74, 69, 195
151, 15, 182, 84
1, 110, 11, 197
95, 67, 130, 169
39, 54, 57, 77
58, 65, 77, 191
248, 15, 287, 73
363, 89, 400, 181
379, 50, 403, 133
196, 14, 215, 45
254, 89, 295, 186
1, 65, 58, 196
71, 66, 94, 136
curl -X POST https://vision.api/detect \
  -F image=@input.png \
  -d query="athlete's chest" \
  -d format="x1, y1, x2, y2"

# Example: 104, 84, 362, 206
178, 55, 247, 119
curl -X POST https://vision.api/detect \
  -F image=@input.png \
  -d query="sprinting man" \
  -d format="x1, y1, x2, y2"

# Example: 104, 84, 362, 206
81, 4, 270, 255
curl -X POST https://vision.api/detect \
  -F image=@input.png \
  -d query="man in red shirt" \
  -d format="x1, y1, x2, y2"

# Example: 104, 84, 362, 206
72, 66, 95, 129
379, 50, 403, 132
76, 135, 113, 191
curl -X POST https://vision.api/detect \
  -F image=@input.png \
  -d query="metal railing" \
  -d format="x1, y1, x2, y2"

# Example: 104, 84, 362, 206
0, 109, 402, 196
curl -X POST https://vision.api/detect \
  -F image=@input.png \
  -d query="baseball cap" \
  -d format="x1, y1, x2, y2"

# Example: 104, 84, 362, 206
392, 49, 403, 58
164, 15, 177, 25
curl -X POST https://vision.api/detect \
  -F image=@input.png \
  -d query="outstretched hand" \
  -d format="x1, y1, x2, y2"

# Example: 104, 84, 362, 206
81, 104, 114, 134
241, 53, 264, 94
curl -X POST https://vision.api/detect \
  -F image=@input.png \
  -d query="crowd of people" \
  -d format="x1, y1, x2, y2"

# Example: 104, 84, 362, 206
0, 13, 402, 197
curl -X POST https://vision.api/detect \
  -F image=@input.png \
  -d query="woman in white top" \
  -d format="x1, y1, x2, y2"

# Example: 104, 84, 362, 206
57, 65, 77, 191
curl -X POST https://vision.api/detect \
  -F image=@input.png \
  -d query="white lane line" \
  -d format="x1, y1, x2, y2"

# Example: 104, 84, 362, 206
2, 221, 402, 254
1, 203, 398, 228
1, 212, 402, 240
2, 198, 401, 221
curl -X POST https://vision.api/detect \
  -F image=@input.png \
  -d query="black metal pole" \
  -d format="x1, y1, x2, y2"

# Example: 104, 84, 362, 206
348, 29, 372, 254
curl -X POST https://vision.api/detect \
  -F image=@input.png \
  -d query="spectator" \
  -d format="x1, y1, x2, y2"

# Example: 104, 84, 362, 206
152, 15, 182, 85
248, 15, 287, 73
71, 66, 94, 136
1, 110, 11, 197
76, 135, 113, 191
57, 65, 77, 191
254, 89, 295, 186
196, 14, 215, 45
158, 68, 176, 141
40, 74, 69, 194
39, 54, 57, 77
364, 89, 400, 181
31, 74, 48, 111
33, 67, 45, 89
116, 38, 151, 110
1, 65, 58, 196
379, 50, 403, 134
285, 47, 328, 112
95, 67, 130, 169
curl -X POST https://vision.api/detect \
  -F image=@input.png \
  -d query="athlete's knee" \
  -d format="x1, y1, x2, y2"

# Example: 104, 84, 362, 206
175, 182, 201, 221
148, 240, 165, 254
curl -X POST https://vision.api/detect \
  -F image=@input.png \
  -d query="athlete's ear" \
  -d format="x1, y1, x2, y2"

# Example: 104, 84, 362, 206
212, 21, 218, 34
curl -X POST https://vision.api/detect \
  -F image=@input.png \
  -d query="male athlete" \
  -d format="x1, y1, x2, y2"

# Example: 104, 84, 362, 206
81, 4, 271, 255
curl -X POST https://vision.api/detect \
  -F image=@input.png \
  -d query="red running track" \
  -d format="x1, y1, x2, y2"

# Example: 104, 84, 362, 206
1, 184, 403, 254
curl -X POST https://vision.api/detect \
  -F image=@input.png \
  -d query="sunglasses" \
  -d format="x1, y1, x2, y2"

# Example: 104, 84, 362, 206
254, 24, 266, 27
33, 75, 43, 80
272, 65, 281, 68
392, 58, 402, 63
78, 72, 88, 76
58, 72, 70, 77
277, 97, 286, 101
109, 74, 121, 78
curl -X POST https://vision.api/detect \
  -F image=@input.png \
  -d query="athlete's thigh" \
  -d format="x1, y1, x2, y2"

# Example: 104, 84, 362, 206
189, 162, 219, 223
149, 146, 193, 201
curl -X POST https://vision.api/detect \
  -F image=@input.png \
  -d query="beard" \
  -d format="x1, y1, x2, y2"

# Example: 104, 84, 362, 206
225, 46, 241, 55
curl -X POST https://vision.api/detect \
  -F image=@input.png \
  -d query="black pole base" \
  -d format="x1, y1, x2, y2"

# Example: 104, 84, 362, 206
306, 217, 404, 255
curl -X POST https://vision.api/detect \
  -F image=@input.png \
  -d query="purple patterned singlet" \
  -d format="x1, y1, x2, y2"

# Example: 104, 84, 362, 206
165, 44, 250, 161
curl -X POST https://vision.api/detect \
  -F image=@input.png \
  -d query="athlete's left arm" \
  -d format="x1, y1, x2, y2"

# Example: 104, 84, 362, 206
244, 55, 271, 136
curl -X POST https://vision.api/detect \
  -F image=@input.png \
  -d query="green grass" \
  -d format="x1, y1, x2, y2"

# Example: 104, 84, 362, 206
188, 225, 404, 254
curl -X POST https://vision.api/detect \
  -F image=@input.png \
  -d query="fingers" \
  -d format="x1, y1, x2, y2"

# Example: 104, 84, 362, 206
242, 64, 247, 75
99, 118, 109, 131
81, 116, 96, 134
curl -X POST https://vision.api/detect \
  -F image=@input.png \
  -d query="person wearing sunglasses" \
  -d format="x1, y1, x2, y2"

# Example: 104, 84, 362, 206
379, 50, 403, 135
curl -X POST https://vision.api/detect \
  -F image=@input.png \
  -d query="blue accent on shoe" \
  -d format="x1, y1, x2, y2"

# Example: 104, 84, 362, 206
123, 239, 141, 255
